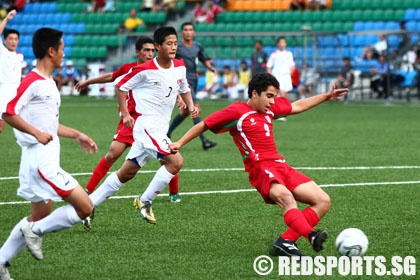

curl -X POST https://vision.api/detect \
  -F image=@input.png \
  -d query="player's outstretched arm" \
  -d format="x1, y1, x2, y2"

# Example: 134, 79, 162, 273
169, 121, 208, 153
58, 124, 98, 154
2, 113, 53, 144
0, 10, 16, 36
290, 84, 348, 114
75, 72, 113, 93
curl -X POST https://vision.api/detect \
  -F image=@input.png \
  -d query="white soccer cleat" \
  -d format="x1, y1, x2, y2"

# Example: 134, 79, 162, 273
21, 219, 43, 260
0, 262, 12, 280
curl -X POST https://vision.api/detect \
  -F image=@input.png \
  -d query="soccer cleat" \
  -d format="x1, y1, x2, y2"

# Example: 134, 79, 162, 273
133, 197, 156, 224
202, 140, 217, 150
81, 208, 95, 232
169, 193, 181, 203
276, 117, 287, 122
20, 219, 43, 260
271, 237, 305, 257
0, 262, 12, 280
309, 230, 329, 252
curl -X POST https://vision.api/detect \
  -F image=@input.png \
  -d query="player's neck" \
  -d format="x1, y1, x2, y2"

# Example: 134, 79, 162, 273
182, 38, 193, 46
156, 56, 172, 69
35, 60, 54, 77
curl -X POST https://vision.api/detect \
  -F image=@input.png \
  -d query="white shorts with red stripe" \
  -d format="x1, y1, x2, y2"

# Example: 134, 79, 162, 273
17, 140, 78, 202
126, 115, 171, 167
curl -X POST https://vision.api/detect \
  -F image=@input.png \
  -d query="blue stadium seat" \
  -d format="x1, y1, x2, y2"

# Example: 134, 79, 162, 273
406, 21, 418, 31
387, 34, 400, 49
353, 21, 364, 31
384, 21, 399, 30
404, 9, 416, 20
317, 36, 339, 47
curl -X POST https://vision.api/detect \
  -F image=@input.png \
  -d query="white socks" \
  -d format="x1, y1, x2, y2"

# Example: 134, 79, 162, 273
0, 217, 26, 265
89, 172, 123, 206
140, 165, 174, 202
32, 205, 81, 235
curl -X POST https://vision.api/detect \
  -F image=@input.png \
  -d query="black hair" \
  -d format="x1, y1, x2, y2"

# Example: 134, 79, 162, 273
135, 36, 154, 50
32, 28, 63, 59
4, 29, 20, 39
181, 22, 194, 30
276, 36, 286, 44
153, 26, 177, 45
248, 73, 279, 98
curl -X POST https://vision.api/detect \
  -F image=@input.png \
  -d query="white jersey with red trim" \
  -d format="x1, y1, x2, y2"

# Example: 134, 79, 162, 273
114, 57, 189, 132
6, 69, 61, 147
0, 42, 24, 85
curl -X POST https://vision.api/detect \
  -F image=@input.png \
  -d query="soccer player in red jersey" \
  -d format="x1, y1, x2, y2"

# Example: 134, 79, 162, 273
75, 37, 180, 204
169, 73, 348, 256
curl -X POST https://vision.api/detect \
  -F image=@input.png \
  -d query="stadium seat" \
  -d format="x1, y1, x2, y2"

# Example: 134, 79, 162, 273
404, 8, 417, 20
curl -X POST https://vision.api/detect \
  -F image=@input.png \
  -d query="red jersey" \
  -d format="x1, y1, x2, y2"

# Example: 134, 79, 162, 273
112, 62, 139, 118
204, 98, 292, 166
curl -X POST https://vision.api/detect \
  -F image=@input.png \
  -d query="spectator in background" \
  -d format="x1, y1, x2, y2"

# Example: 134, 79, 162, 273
196, 69, 220, 99
333, 57, 354, 102
237, 60, 251, 99
401, 45, 418, 71
193, 2, 207, 23
398, 21, 410, 55
90, 0, 105, 12
306, 0, 326, 10
370, 54, 391, 99
141, 0, 154, 12
359, 34, 387, 61
5, 0, 25, 12
118, 9, 145, 33
63, 60, 82, 95
298, 63, 318, 99
220, 65, 238, 99
205, 0, 222, 23
251, 40, 268, 76
53, 63, 66, 92
291, 65, 300, 92
290, 0, 306, 10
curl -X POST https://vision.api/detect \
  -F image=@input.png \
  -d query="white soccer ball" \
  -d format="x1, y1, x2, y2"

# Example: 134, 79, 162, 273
335, 228, 369, 256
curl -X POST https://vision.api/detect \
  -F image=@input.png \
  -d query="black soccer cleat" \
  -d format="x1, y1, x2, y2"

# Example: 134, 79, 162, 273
309, 230, 328, 252
271, 237, 305, 257
202, 140, 217, 150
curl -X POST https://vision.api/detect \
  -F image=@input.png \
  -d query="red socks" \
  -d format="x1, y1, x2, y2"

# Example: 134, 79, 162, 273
282, 208, 318, 241
86, 157, 113, 194
168, 173, 179, 194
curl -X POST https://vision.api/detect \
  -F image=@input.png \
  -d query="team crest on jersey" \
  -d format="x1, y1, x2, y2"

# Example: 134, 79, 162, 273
250, 118, 256, 125
177, 79, 183, 85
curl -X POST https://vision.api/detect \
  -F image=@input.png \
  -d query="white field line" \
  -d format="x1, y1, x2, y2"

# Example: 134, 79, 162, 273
1, 180, 419, 206
1, 165, 420, 181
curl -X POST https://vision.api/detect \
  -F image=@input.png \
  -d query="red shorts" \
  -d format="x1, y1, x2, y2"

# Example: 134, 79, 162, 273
247, 160, 312, 204
113, 119, 134, 146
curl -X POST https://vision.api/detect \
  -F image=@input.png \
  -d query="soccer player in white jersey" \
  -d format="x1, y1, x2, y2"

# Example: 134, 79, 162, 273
88, 26, 199, 224
266, 36, 296, 98
0, 10, 24, 133
0, 28, 97, 280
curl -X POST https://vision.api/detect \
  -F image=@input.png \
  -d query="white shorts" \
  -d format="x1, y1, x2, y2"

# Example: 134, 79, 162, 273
0, 84, 19, 119
277, 75, 293, 92
17, 140, 79, 202
126, 116, 171, 167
